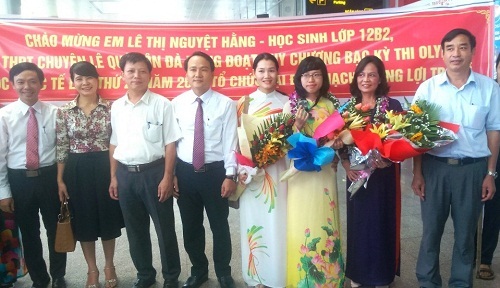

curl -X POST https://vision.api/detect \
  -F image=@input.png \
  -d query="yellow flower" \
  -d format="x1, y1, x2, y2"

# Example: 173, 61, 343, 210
370, 124, 390, 139
347, 114, 366, 130
410, 104, 423, 114
386, 110, 410, 131
410, 131, 423, 142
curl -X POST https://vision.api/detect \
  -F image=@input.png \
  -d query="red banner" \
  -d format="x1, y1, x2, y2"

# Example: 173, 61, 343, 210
0, 3, 493, 103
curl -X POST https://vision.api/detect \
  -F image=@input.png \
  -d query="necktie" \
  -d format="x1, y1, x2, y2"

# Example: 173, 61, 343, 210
26, 107, 39, 170
193, 97, 205, 170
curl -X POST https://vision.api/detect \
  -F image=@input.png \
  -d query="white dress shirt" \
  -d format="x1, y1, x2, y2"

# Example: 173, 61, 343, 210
0, 99, 57, 199
172, 89, 238, 175
110, 90, 181, 165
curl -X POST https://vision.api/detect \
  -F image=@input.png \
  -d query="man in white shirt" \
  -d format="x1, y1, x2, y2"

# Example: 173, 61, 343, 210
0, 62, 67, 288
108, 52, 181, 288
412, 28, 500, 288
172, 51, 238, 288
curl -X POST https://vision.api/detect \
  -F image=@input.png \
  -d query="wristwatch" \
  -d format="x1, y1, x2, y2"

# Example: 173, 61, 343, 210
487, 171, 498, 179
226, 175, 237, 182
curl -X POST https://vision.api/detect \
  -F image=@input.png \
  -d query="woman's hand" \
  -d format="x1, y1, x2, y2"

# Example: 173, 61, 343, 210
294, 106, 309, 131
342, 160, 361, 182
57, 181, 69, 202
374, 157, 392, 169
330, 138, 344, 150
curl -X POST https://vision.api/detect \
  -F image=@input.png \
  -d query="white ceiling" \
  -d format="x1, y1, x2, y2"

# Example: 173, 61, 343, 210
2, 0, 295, 21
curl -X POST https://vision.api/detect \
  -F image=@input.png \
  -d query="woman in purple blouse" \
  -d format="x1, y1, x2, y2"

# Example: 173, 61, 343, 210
56, 61, 123, 288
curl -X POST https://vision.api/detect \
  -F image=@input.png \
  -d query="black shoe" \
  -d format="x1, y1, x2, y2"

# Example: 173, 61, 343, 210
133, 278, 156, 288
163, 279, 179, 288
31, 278, 50, 288
51, 277, 66, 288
182, 273, 208, 288
217, 276, 235, 288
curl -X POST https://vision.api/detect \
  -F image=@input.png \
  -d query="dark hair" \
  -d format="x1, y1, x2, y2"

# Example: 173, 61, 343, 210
9, 62, 44, 83
69, 61, 99, 82
293, 56, 330, 104
184, 51, 215, 72
119, 52, 152, 72
441, 28, 476, 50
253, 53, 279, 70
349, 55, 390, 100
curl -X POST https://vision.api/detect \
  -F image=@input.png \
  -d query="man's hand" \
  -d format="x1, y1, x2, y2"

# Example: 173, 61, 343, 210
0, 198, 14, 213
173, 176, 180, 199
482, 175, 496, 201
158, 175, 174, 202
411, 172, 426, 201
221, 178, 236, 198
109, 176, 119, 200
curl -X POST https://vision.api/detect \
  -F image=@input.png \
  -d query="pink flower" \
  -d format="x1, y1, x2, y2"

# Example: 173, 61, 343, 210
327, 217, 332, 225
297, 263, 302, 271
312, 254, 325, 266
300, 244, 309, 254
329, 200, 336, 209
325, 238, 334, 250
304, 228, 310, 237
324, 188, 329, 195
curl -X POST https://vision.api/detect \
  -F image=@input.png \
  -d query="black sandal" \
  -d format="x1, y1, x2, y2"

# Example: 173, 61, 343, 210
476, 264, 495, 280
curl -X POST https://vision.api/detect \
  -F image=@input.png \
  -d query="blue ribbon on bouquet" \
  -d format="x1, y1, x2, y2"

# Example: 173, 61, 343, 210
287, 133, 335, 171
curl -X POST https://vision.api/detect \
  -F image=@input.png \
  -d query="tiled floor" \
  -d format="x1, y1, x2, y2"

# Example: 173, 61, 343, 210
15, 159, 500, 287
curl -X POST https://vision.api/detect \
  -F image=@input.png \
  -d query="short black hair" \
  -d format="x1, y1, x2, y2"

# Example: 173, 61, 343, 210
350, 55, 390, 100
119, 52, 152, 72
9, 62, 44, 83
253, 52, 279, 70
70, 61, 99, 82
441, 28, 476, 50
184, 51, 215, 72
293, 56, 330, 100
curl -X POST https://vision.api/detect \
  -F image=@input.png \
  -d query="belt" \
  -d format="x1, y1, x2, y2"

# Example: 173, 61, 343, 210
177, 159, 224, 173
427, 154, 487, 166
8, 164, 56, 178
119, 158, 164, 173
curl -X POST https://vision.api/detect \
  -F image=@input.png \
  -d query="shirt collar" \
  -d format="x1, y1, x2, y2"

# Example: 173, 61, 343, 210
68, 95, 108, 110
17, 99, 41, 115
189, 88, 213, 104
123, 89, 151, 106
440, 69, 476, 87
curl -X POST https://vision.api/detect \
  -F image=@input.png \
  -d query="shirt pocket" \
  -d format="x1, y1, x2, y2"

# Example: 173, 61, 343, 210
41, 124, 57, 145
463, 104, 488, 130
205, 113, 223, 141
144, 121, 162, 143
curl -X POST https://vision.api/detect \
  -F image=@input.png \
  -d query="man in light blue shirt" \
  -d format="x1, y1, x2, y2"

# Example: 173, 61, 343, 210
411, 28, 500, 288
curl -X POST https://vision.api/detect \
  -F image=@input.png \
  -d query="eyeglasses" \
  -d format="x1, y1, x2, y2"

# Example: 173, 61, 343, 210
301, 73, 322, 80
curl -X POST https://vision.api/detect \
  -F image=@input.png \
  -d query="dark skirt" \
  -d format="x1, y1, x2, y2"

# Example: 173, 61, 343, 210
0, 212, 27, 285
345, 163, 401, 286
64, 151, 124, 242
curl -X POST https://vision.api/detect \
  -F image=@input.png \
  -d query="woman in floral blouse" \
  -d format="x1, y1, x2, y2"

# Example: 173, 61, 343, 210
56, 61, 123, 288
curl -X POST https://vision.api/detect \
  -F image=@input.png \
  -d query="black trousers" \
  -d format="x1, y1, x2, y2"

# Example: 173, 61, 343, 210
8, 164, 66, 284
176, 160, 232, 278
116, 162, 181, 282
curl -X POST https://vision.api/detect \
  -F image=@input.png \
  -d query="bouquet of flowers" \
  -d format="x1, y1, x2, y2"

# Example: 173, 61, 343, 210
346, 99, 458, 196
233, 112, 295, 202
350, 99, 457, 161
